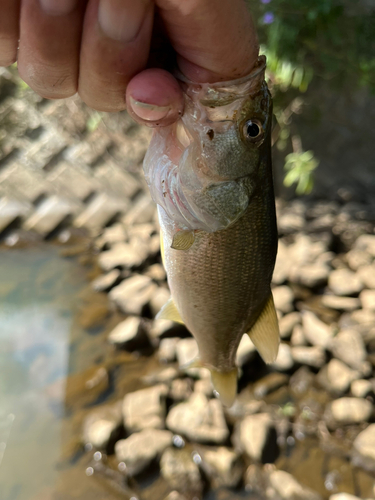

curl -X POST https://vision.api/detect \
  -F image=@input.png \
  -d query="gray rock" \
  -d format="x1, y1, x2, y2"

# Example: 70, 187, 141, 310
322, 295, 361, 312
122, 384, 169, 432
292, 346, 326, 368
328, 268, 363, 296
329, 397, 372, 424
353, 424, 375, 462
108, 316, 147, 348
115, 428, 173, 476
330, 330, 367, 369
201, 447, 244, 488
271, 343, 294, 371
291, 324, 307, 346
236, 334, 256, 365
166, 393, 229, 444
160, 447, 203, 498
266, 469, 322, 500
82, 402, 122, 449
279, 312, 301, 339
317, 359, 359, 394
150, 287, 171, 318
109, 274, 157, 315
351, 379, 373, 398
91, 269, 121, 292
357, 265, 375, 289
302, 311, 334, 349
290, 263, 330, 288
346, 249, 373, 271
360, 289, 375, 310
329, 494, 361, 500
158, 337, 180, 363
354, 234, 375, 257
236, 413, 277, 462
273, 286, 294, 314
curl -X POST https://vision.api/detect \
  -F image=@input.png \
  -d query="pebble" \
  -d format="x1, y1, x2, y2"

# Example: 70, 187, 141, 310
273, 286, 294, 314
351, 379, 373, 398
150, 287, 171, 318
142, 367, 179, 385
272, 241, 291, 285
109, 274, 157, 315
82, 402, 122, 449
91, 269, 121, 292
95, 223, 127, 249
329, 494, 361, 500
290, 263, 330, 288
360, 289, 375, 310
98, 241, 148, 271
236, 413, 277, 462
292, 346, 326, 368
160, 447, 203, 498
353, 424, 375, 462
122, 384, 169, 432
328, 268, 363, 296
236, 334, 256, 366
108, 316, 147, 348
201, 447, 244, 488
271, 343, 294, 371
163, 492, 187, 500
195, 378, 214, 398
169, 378, 194, 401
150, 319, 180, 339
317, 359, 359, 395
329, 397, 372, 424
354, 234, 375, 257
253, 373, 289, 398
175, 338, 203, 377
115, 428, 173, 476
166, 393, 229, 444
357, 264, 375, 289
158, 337, 180, 363
302, 311, 334, 349
291, 324, 307, 346
266, 469, 322, 500
330, 330, 367, 369
144, 263, 166, 282
322, 295, 361, 311
279, 312, 301, 339
346, 249, 373, 271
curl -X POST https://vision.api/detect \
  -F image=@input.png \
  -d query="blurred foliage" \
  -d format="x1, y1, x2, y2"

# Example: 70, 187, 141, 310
86, 111, 103, 133
284, 150, 319, 195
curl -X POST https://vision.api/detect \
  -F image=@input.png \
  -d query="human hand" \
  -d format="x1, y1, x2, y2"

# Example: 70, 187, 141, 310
0, 0, 259, 126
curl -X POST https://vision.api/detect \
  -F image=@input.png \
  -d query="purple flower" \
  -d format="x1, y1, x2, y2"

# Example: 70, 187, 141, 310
261, 0, 272, 4
263, 12, 275, 24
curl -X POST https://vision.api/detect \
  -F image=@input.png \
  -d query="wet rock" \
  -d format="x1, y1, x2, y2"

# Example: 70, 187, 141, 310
108, 316, 148, 349
122, 384, 169, 432
201, 447, 244, 488
354, 234, 375, 257
82, 402, 122, 449
271, 343, 294, 371
109, 274, 157, 315
158, 337, 180, 363
346, 249, 373, 271
64, 365, 109, 410
317, 359, 359, 395
235, 413, 278, 462
292, 346, 326, 368
166, 393, 229, 444
329, 397, 372, 424
273, 286, 294, 314
322, 295, 361, 312
150, 287, 171, 318
91, 269, 121, 292
160, 447, 203, 498
330, 330, 367, 369
279, 312, 301, 339
253, 373, 289, 398
99, 241, 149, 271
329, 494, 361, 500
290, 263, 330, 288
357, 264, 375, 289
169, 378, 194, 401
360, 289, 375, 310
351, 379, 373, 398
115, 428, 173, 476
236, 334, 256, 366
291, 324, 307, 346
266, 469, 322, 500
328, 268, 363, 296
302, 311, 334, 348
353, 424, 375, 463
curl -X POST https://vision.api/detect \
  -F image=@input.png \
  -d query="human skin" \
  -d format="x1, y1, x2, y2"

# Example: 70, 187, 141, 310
0, 0, 259, 127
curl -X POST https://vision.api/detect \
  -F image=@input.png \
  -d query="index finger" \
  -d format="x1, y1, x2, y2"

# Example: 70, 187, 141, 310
156, 0, 259, 82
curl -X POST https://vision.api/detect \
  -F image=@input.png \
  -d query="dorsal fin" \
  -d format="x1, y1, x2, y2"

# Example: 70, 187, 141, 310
156, 298, 184, 324
247, 293, 280, 364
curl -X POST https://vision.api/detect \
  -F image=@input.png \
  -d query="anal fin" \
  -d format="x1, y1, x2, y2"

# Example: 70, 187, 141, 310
156, 298, 184, 324
247, 293, 280, 364
171, 230, 195, 250
210, 367, 238, 408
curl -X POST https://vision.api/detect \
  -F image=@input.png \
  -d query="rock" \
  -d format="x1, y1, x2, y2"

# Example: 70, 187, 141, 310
302, 311, 334, 348
160, 447, 203, 498
122, 384, 169, 432
266, 469, 322, 500
351, 379, 373, 398
271, 343, 294, 371
142, 367, 179, 385
317, 359, 359, 395
115, 428, 173, 476
236, 413, 278, 462
354, 234, 375, 257
350, 309, 375, 327
236, 334, 256, 366
169, 378, 194, 401
278, 212, 305, 234
166, 393, 229, 444
279, 312, 301, 339
273, 286, 294, 314
158, 337, 180, 363
91, 269, 121, 292
290, 263, 330, 288
176, 338, 202, 377
96, 223, 127, 248
353, 424, 375, 463
290, 367, 315, 396
292, 346, 326, 368
195, 378, 214, 398
272, 241, 292, 285
329, 397, 372, 424
109, 274, 157, 315
150, 319, 181, 339
291, 324, 307, 346
253, 373, 289, 398
360, 289, 375, 310
108, 316, 147, 349
144, 263, 166, 282
328, 268, 363, 296
357, 264, 375, 289
82, 402, 122, 449
99, 241, 149, 271
346, 249, 372, 271
150, 287, 171, 318
330, 330, 367, 369
322, 295, 361, 312
329, 494, 361, 500
201, 447, 244, 488
164, 492, 187, 500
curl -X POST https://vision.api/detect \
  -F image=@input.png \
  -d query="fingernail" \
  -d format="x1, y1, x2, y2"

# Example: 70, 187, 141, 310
39, 0, 77, 15
98, 0, 149, 42
129, 97, 171, 122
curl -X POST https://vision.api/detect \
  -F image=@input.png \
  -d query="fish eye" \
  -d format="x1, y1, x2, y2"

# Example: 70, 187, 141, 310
243, 119, 264, 142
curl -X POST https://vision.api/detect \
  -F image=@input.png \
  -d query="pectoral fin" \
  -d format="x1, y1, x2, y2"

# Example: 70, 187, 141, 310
247, 293, 280, 364
171, 230, 195, 250
156, 298, 184, 324
210, 368, 238, 408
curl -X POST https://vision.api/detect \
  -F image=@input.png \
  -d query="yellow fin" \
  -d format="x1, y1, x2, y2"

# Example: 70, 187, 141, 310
247, 293, 280, 364
210, 368, 238, 408
156, 298, 184, 324
171, 230, 195, 250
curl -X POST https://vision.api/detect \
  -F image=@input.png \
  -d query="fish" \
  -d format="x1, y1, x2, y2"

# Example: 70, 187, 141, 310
143, 55, 279, 406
